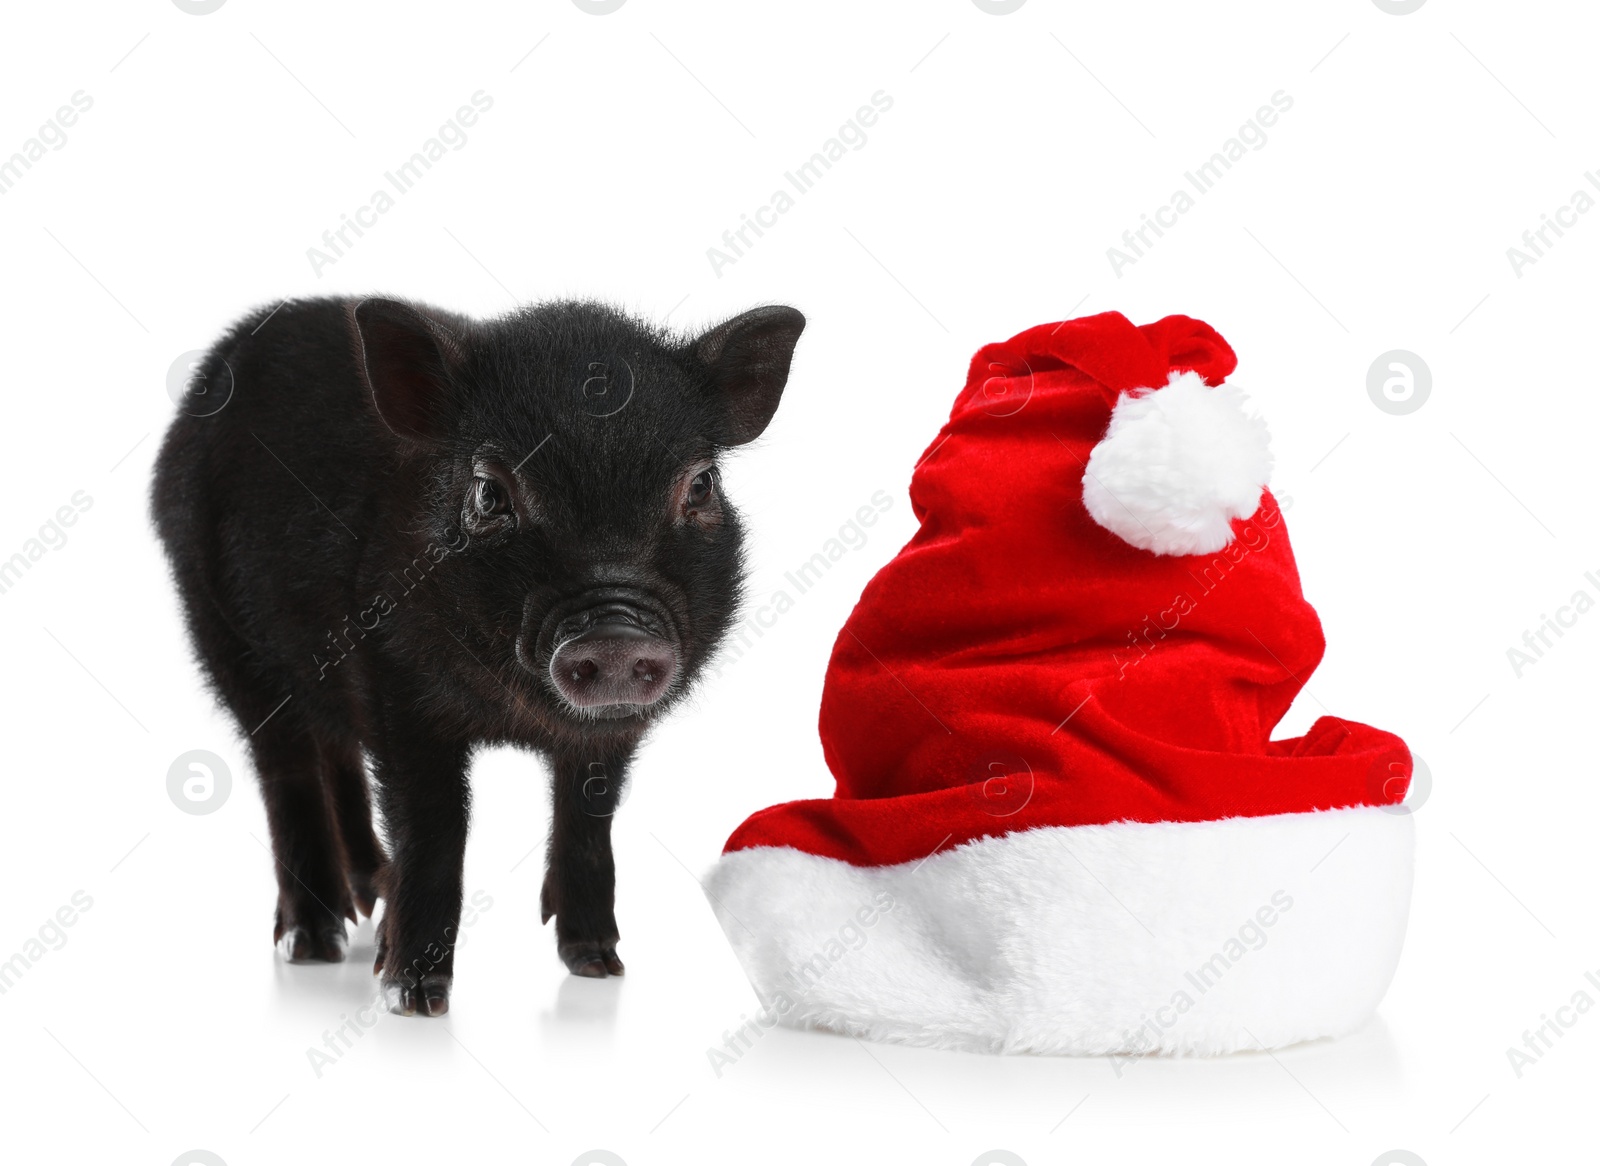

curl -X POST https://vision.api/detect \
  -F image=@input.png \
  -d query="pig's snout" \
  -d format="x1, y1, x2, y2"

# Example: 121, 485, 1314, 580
548, 621, 677, 711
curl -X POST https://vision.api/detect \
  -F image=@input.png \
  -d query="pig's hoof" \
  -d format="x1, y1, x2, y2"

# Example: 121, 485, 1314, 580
560, 939, 625, 978
349, 870, 380, 920
277, 922, 349, 963
382, 972, 451, 1017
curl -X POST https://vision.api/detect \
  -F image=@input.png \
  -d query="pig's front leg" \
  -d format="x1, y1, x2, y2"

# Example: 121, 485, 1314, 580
369, 703, 471, 1016
542, 744, 633, 977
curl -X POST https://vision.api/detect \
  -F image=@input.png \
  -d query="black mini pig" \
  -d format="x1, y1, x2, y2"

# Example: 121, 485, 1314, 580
151, 296, 804, 1015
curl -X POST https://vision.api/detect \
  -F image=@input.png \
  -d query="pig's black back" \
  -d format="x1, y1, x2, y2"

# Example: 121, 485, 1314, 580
153, 298, 390, 737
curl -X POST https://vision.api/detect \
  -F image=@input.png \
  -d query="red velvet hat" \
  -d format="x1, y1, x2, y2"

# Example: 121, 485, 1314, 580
706, 312, 1415, 1056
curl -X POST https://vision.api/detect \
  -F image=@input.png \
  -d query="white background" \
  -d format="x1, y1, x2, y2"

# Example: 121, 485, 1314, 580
0, 1, 1595, 1163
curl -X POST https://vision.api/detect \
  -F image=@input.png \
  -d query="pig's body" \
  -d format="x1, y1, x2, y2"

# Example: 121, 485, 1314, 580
152, 296, 804, 1014
158, 302, 409, 734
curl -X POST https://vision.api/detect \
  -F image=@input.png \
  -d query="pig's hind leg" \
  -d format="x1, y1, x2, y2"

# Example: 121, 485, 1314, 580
170, 577, 356, 963
321, 739, 387, 920
248, 717, 358, 962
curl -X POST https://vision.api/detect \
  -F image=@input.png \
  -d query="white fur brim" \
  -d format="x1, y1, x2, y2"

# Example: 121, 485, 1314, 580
704, 806, 1414, 1056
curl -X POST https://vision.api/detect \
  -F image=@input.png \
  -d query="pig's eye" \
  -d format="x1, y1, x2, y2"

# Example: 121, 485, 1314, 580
469, 476, 513, 522
686, 470, 715, 508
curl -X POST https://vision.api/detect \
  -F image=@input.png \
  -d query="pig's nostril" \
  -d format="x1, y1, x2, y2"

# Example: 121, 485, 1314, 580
571, 658, 599, 683
634, 659, 657, 681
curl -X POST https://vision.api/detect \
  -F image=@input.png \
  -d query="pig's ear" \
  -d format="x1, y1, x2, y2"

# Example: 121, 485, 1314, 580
349, 298, 466, 445
693, 305, 805, 445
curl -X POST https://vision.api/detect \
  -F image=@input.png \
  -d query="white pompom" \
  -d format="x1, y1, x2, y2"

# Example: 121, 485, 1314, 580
1082, 370, 1272, 556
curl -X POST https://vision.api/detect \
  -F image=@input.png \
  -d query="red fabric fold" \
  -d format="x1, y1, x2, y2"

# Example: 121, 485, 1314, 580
725, 313, 1410, 867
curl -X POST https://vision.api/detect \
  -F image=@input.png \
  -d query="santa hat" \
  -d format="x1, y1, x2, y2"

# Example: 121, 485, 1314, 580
705, 311, 1415, 1056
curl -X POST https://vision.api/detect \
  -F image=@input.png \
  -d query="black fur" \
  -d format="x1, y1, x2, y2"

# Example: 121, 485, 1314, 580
151, 295, 804, 1014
